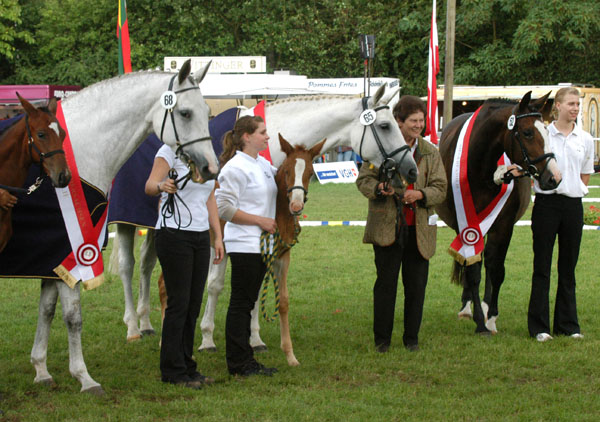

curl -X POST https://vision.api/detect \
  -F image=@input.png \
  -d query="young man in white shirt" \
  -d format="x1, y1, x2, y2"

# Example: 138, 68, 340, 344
528, 87, 595, 342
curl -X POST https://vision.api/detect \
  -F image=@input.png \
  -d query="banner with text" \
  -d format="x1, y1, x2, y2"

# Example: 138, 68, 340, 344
314, 161, 359, 184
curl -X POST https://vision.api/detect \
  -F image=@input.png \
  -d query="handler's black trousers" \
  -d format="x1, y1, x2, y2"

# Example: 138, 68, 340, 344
373, 226, 429, 348
155, 229, 210, 383
225, 252, 267, 373
528, 194, 582, 337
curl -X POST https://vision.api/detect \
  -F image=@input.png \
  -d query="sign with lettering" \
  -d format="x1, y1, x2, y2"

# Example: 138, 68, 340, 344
164, 56, 267, 74
314, 161, 359, 184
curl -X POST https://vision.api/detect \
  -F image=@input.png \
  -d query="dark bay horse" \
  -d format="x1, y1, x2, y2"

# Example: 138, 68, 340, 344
0, 94, 71, 252
435, 91, 562, 334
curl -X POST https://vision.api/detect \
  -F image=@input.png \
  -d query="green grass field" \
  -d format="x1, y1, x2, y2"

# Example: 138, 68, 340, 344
1, 175, 599, 421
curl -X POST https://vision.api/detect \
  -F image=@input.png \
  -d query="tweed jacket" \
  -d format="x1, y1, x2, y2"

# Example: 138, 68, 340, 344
356, 137, 447, 260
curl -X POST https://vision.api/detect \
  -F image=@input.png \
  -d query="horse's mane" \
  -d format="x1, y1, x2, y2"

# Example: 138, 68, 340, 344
0, 115, 24, 141
266, 94, 358, 108
69, 69, 171, 99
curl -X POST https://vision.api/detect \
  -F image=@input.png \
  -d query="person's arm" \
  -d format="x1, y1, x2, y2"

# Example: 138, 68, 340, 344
356, 163, 394, 198
415, 149, 447, 208
144, 157, 177, 196
581, 173, 591, 186
216, 167, 277, 233
206, 188, 224, 264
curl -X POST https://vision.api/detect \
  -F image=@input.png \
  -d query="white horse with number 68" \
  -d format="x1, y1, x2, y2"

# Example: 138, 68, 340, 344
27, 60, 218, 394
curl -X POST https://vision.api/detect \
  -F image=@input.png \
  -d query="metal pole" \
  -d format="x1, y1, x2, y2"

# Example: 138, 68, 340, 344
443, 0, 456, 127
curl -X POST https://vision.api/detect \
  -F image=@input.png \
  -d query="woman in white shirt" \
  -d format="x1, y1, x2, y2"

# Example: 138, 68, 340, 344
216, 115, 278, 376
145, 144, 224, 389
529, 87, 595, 342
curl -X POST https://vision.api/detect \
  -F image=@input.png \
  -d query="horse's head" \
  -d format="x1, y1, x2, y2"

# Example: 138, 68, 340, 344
351, 83, 418, 186
277, 134, 326, 215
505, 91, 561, 190
152, 59, 219, 183
17, 93, 71, 188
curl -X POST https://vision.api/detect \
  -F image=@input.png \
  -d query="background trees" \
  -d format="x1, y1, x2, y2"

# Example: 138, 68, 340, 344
1, 0, 599, 95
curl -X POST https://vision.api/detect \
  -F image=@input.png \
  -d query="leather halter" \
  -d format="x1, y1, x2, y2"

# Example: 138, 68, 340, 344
287, 185, 309, 210
505, 109, 556, 181
0, 114, 64, 195
25, 114, 66, 166
159, 74, 212, 179
358, 96, 411, 177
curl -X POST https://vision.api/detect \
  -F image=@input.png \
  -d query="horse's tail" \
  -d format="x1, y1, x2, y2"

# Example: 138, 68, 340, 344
450, 261, 467, 287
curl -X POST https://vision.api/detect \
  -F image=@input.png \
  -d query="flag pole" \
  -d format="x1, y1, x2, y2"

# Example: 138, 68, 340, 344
426, 0, 440, 145
443, 0, 456, 128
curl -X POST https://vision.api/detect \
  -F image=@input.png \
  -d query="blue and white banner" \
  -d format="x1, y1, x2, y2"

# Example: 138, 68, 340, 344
313, 161, 359, 184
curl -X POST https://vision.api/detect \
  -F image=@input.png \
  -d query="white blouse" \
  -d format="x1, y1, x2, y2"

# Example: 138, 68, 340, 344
534, 122, 594, 198
216, 151, 277, 253
153, 144, 215, 231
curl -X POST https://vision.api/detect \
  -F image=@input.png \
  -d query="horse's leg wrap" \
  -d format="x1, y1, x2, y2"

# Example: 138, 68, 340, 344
31, 279, 59, 385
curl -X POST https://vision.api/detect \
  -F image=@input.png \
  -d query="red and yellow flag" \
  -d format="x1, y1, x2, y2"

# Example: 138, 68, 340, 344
117, 0, 132, 74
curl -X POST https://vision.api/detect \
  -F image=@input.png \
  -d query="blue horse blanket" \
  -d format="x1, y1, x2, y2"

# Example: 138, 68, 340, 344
106, 107, 241, 228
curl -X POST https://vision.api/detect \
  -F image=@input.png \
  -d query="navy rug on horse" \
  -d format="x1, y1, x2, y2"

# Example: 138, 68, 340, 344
0, 115, 107, 279
107, 106, 241, 227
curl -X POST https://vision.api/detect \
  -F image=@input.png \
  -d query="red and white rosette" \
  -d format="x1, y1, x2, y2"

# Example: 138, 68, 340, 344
449, 107, 514, 265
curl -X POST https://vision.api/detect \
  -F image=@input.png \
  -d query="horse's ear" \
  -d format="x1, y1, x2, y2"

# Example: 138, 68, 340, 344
371, 83, 386, 106
278, 133, 294, 156
518, 91, 532, 113
193, 60, 212, 85
383, 88, 400, 106
530, 91, 552, 112
47, 97, 58, 115
309, 139, 327, 159
178, 59, 192, 85
16, 92, 38, 117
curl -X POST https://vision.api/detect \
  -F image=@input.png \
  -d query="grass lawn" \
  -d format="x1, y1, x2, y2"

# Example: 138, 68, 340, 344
1, 174, 599, 421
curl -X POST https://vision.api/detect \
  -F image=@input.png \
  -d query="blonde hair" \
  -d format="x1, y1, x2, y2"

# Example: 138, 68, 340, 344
219, 115, 264, 165
552, 87, 580, 119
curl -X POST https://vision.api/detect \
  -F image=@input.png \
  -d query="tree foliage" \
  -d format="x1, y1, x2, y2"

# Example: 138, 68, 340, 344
1, 0, 599, 94
0, 0, 33, 60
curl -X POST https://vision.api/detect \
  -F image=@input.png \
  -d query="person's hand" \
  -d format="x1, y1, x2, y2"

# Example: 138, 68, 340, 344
377, 182, 395, 196
0, 189, 18, 210
258, 217, 277, 234
402, 190, 423, 205
213, 239, 224, 265
159, 178, 178, 194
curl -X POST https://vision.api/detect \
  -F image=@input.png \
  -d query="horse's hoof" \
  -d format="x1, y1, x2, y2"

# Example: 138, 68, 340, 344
198, 346, 217, 353
141, 329, 155, 337
287, 358, 300, 367
252, 345, 268, 353
457, 313, 472, 321
83, 385, 105, 396
127, 335, 142, 342
36, 377, 57, 387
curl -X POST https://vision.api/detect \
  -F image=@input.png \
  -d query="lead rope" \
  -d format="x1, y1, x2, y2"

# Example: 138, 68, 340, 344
259, 218, 301, 322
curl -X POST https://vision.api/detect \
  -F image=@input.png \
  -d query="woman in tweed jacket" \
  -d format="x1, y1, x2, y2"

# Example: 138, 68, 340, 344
356, 95, 446, 352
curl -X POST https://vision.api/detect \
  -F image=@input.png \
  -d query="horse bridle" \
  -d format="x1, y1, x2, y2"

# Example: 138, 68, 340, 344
159, 73, 212, 181
0, 114, 64, 195
504, 110, 556, 182
358, 97, 411, 181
